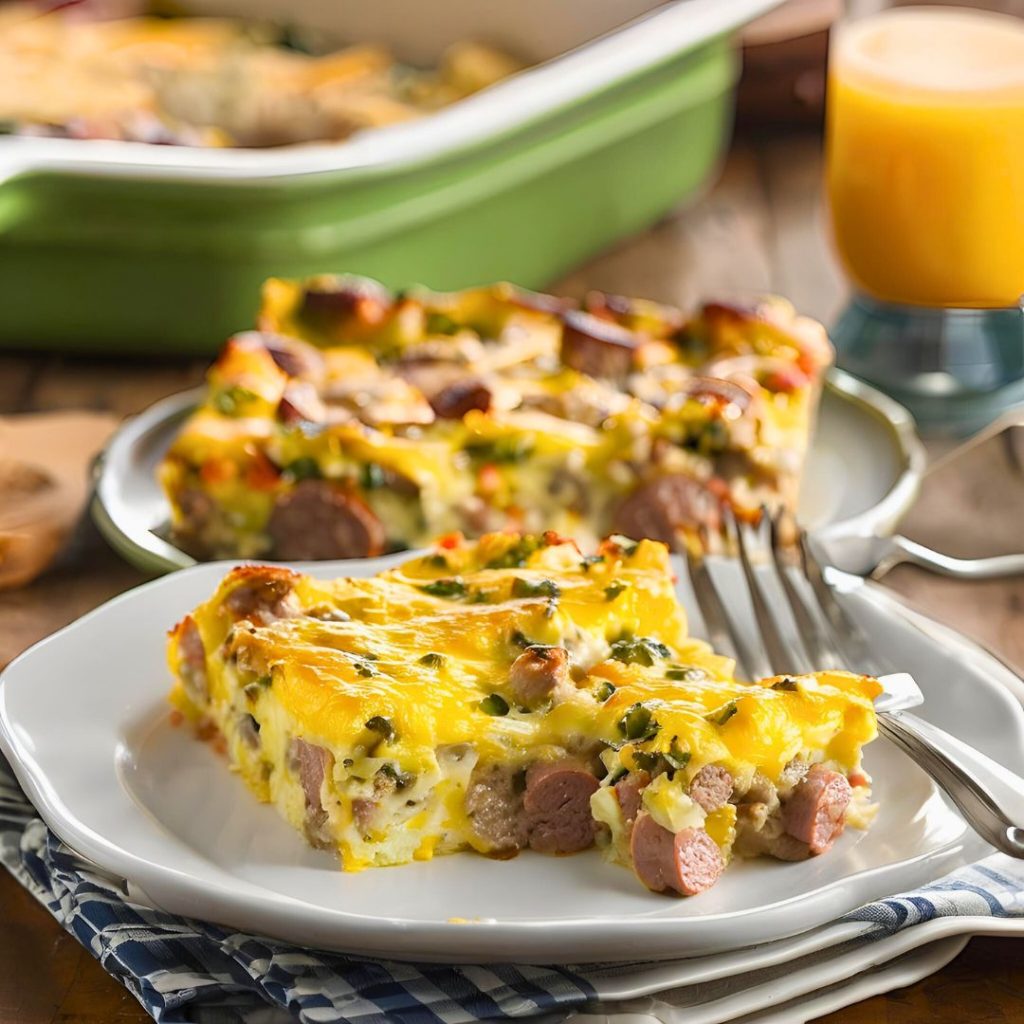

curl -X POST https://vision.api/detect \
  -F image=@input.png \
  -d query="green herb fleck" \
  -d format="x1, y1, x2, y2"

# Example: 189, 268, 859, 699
512, 577, 561, 600
631, 750, 660, 773
610, 636, 672, 667
485, 536, 541, 569
360, 462, 385, 490
666, 665, 707, 682
365, 716, 396, 743
618, 702, 659, 741
426, 312, 461, 335
419, 652, 445, 668
771, 677, 800, 692
664, 737, 692, 772
427, 554, 449, 569
595, 680, 616, 703
377, 762, 414, 789
707, 700, 739, 726
479, 693, 510, 717
212, 385, 258, 416
604, 581, 628, 601
284, 456, 321, 481
579, 554, 605, 572
419, 578, 468, 599
465, 435, 534, 465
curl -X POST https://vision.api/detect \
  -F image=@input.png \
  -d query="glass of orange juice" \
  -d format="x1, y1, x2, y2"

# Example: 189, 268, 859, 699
825, 6, 1024, 433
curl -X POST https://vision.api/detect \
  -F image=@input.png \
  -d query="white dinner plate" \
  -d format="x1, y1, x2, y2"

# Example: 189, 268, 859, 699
90, 369, 924, 575
1, 548, 1021, 964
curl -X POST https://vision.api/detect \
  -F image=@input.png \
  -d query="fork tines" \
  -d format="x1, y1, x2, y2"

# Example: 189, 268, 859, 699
684, 507, 883, 682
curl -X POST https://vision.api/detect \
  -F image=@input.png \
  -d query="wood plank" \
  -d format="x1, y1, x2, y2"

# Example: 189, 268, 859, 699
759, 132, 848, 323
554, 144, 774, 306
0, 355, 47, 414
28, 357, 207, 418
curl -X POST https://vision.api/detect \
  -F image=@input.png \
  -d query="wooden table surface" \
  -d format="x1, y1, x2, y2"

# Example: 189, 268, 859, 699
1, 132, 1022, 1023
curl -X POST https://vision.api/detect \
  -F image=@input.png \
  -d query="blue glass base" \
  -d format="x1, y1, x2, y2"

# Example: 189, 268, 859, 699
832, 294, 1024, 437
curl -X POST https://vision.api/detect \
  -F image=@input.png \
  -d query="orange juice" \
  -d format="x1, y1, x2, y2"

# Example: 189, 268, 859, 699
826, 8, 1024, 308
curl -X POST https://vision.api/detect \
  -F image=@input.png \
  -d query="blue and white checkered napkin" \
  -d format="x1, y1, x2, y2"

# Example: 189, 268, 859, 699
2, 755, 1023, 1024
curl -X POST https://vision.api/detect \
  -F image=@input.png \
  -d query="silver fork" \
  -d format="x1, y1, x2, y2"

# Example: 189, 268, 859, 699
683, 509, 1024, 859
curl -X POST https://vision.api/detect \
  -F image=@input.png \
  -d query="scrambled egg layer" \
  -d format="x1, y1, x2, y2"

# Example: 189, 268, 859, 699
167, 533, 879, 871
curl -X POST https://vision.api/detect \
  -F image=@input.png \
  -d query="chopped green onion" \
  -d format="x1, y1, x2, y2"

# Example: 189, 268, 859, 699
771, 677, 800, 692
607, 535, 639, 556
604, 581, 628, 601
595, 680, 616, 703
419, 652, 445, 668
377, 762, 414, 789
465, 436, 534, 465
579, 554, 604, 572
419, 578, 468, 599
618, 702, 659, 741
609, 636, 671, 667
360, 462, 385, 490
666, 665, 707, 682
708, 701, 739, 726
479, 693, 510, 717
212, 385, 258, 416
664, 737, 692, 772
485, 536, 541, 569
365, 716, 396, 743
511, 577, 561, 600
284, 456, 321, 481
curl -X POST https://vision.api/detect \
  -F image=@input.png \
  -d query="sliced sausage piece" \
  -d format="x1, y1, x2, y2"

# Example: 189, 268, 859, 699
689, 765, 733, 813
268, 480, 386, 561
614, 770, 652, 826
523, 760, 599, 854
508, 645, 572, 708
630, 812, 725, 896
465, 763, 529, 856
238, 713, 261, 751
232, 331, 326, 381
289, 739, 335, 850
680, 376, 754, 414
427, 379, 492, 419
277, 381, 326, 426
224, 567, 300, 624
781, 764, 852, 855
300, 279, 392, 329
176, 615, 209, 705
560, 311, 639, 381
612, 473, 723, 545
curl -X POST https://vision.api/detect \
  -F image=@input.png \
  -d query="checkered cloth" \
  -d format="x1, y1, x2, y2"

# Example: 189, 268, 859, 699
2, 754, 1023, 1024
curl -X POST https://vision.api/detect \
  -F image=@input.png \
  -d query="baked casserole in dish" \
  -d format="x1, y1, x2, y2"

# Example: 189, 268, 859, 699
168, 531, 879, 895
159, 277, 832, 559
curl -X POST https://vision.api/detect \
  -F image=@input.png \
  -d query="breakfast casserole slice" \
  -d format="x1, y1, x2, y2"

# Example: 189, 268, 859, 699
168, 532, 879, 895
159, 276, 833, 560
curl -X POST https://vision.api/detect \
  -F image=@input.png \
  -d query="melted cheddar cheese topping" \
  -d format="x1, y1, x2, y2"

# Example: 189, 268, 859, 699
168, 533, 879, 872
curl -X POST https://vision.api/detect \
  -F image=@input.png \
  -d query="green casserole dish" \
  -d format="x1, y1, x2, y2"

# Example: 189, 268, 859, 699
0, 0, 779, 354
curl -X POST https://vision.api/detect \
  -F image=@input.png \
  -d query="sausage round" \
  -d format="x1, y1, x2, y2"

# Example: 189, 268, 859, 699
268, 480, 386, 561
177, 615, 209, 704
523, 760, 599, 854
613, 770, 652, 826
612, 473, 723, 545
289, 738, 334, 849
781, 764, 852, 855
508, 645, 571, 708
465, 763, 529, 855
428, 379, 493, 419
233, 331, 326, 381
689, 765, 734, 813
630, 812, 725, 896
560, 311, 639, 381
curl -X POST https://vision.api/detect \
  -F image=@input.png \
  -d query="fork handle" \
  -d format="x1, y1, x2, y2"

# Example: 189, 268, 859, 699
875, 536, 1024, 581
878, 710, 1024, 858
